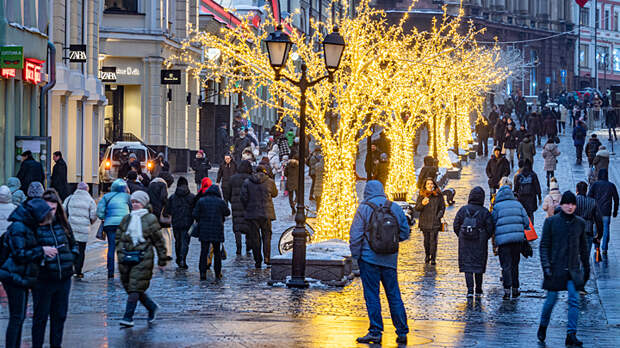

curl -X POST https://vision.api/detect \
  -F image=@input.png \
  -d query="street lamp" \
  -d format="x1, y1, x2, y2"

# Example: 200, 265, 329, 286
265, 25, 345, 289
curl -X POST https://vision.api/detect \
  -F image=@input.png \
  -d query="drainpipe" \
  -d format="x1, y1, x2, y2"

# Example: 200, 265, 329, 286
40, 41, 56, 185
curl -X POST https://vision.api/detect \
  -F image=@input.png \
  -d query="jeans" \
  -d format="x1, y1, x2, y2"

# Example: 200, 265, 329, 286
609, 127, 618, 141
2, 281, 28, 348
124, 292, 157, 321
75, 241, 87, 275
540, 280, 579, 334
478, 137, 489, 156
31, 278, 71, 348
465, 273, 483, 292
498, 242, 521, 289
104, 225, 118, 277
173, 228, 190, 265
546, 171, 555, 187
422, 229, 439, 261
506, 148, 516, 168
358, 259, 409, 336
601, 216, 611, 251
199, 241, 222, 275
575, 144, 584, 163
249, 218, 272, 264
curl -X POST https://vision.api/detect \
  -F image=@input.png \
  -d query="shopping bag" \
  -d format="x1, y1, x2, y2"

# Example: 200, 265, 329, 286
524, 218, 538, 241
161, 228, 173, 257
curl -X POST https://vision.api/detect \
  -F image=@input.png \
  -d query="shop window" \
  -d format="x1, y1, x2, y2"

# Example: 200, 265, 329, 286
580, 44, 589, 68
615, 12, 619, 31
104, 0, 139, 13
580, 8, 589, 26
605, 10, 610, 30
613, 48, 620, 72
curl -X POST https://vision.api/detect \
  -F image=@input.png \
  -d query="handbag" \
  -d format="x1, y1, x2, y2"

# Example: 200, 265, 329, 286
96, 223, 106, 241
524, 218, 538, 241
159, 211, 172, 225
520, 240, 533, 258
120, 249, 144, 265
161, 228, 173, 257
440, 219, 448, 232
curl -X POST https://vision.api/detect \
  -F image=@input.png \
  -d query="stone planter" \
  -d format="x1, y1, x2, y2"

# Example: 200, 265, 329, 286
446, 167, 461, 179
269, 255, 354, 287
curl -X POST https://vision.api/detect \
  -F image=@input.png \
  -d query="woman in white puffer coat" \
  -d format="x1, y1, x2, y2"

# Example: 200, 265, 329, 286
0, 185, 16, 235
63, 182, 97, 278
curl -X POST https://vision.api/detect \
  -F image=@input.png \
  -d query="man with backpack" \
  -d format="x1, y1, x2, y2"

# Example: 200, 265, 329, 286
349, 180, 411, 345
513, 159, 542, 223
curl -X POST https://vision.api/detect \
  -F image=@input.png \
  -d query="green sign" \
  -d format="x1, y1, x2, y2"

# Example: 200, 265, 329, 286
0, 46, 24, 69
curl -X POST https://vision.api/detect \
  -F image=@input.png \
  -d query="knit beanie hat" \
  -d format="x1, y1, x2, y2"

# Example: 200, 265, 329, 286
549, 178, 559, 190
27, 182, 44, 198
77, 182, 89, 191
130, 191, 150, 207
0, 185, 12, 203
560, 191, 577, 205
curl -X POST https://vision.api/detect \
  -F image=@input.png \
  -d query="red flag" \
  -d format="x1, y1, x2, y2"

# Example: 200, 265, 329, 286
576, 0, 589, 8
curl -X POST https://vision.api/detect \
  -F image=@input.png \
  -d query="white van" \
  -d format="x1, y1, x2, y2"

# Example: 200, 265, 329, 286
99, 142, 153, 190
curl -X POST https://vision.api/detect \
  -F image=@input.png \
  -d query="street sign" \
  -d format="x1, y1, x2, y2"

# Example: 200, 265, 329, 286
0, 46, 23, 69
99, 67, 117, 82
161, 69, 181, 84
69, 44, 87, 63
545, 76, 551, 85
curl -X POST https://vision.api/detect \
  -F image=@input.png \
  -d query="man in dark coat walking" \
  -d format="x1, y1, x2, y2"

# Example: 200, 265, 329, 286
588, 168, 619, 255
215, 123, 231, 164
233, 130, 253, 163
240, 165, 278, 267
485, 147, 510, 198
584, 134, 602, 166
453, 186, 494, 297
575, 181, 603, 292
416, 156, 438, 190
191, 150, 211, 187
605, 107, 617, 141
538, 191, 589, 347
225, 160, 254, 256
216, 154, 236, 205
51, 151, 69, 200
572, 121, 587, 165
513, 159, 542, 223
193, 185, 230, 280
16, 150, 45, 192
475, 118, 490, 156
164, 177, 195, 269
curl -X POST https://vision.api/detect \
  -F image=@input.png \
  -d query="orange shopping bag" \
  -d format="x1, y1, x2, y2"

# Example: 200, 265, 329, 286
524, 218, 538, 241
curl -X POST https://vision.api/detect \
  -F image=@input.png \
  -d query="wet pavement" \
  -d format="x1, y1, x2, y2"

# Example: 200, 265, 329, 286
1, 130, 620, 347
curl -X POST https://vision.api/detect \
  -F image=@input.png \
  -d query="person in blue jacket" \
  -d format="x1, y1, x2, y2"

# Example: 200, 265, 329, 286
96, 179, 131, 279
349, 180, 410, 346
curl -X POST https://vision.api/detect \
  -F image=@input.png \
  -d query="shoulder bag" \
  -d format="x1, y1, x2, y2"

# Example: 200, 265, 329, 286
96, 193, 120, 241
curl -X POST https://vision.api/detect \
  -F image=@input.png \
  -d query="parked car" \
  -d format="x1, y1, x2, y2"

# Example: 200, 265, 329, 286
99, 142, 153, 191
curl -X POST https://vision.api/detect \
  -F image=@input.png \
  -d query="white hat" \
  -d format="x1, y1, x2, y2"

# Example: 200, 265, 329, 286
130, 191, 150, 207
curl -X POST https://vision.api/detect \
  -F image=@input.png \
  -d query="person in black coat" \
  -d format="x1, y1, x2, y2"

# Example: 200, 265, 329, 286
417, 156, 438, 190
527, 112, 543, 146
147, 177, 169, 226
538, 191, 588, 347
485, 147, 511, 198
225, 160, 253, 256
513, 159, 542, 223
605, 107, 618, 141
503, 124, 518, 169
191, 150, 211, 187
588, 168, 619, 254
233, 130, 253, 163
415, 178, 445, 265
216, 155, 236, 205
31, 190, 78, 348
164, 177, 195, 269
193, 185, 230, 280
51, 152, 69, 201
475, 118, 490, 156
364, 144, 380, 180
16, 151, 45, 193
126, 171, 147, 194
453, 186, 494, 296
543, 115, 557, 140
493, 118, 506, 148
0, 198, 54, 348
584, 134, 602, 166
215, 123, 231, 164
240, 165, 278, 267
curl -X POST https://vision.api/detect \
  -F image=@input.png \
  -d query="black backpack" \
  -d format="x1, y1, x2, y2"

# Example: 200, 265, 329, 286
518, 173, 535, 196
363, 201, 400, 254
460, 210, 481, 240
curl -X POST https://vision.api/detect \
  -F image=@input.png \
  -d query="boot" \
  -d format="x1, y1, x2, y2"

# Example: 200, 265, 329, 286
356, 333, 382, 344
200, 273, 207, 281
565, 333, 583, 347
503, 288, 511, 300
537, 325, 547, 342
396, 335, 407, 345
512, 288, 520, 298
236, 245, 242, 255
120, 300, 138, 327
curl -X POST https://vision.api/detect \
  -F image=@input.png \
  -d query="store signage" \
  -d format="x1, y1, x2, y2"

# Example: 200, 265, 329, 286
1, 68, 16, 79
0, 46, 24, 69
99, 67, 117, 82
161, 69, 181, 85
23, 58, 43, 85
69, 44, 87, 62
116, 66, 140, 76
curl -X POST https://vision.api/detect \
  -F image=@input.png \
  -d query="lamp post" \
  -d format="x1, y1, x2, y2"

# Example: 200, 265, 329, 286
265, 25, 345, 289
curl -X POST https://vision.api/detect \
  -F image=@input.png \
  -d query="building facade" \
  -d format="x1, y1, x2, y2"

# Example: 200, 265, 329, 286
99, 0, 201, 172
373, 0, 577, 97
0, 0, 52, 185
50, 0, 107, 192
575, 0, 620, 91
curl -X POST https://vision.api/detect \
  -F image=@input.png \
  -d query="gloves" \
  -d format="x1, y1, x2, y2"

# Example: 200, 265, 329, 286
613, 211, 618, 218
543, 267, 553, 278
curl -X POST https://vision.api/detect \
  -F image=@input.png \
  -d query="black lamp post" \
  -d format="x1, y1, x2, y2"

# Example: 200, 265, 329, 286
265, 25, 345, 289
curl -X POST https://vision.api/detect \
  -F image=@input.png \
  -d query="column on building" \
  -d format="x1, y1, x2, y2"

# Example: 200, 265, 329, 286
145, 57, 165, 146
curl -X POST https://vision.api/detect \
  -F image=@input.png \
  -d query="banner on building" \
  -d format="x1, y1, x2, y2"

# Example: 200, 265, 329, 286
99, 67, 117, 82
69, 45, 87, 63
161, 69, 181, 85
0, 46, 24, 69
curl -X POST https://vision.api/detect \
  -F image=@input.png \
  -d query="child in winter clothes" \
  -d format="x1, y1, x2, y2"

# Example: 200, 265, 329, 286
63, 182, 97, 277
0, 185, 16, 235
6, 177, 26, 205
542, 179, 562, 217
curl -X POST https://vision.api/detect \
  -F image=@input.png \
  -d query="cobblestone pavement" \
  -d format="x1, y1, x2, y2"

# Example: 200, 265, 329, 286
1, 131, 620, 347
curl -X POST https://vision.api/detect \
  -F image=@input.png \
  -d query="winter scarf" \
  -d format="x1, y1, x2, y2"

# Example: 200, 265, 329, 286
127, 209, 148, 245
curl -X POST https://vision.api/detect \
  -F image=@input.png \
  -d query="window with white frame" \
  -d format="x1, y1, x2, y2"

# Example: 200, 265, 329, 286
605, 9, 610, 30
580, 44, 590, 68
614, 11, 619, 31
614, 48, 620, 72
104, 0, 139, 13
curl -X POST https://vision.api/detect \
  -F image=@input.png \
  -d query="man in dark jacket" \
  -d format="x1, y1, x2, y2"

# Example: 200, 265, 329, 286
417, 156, 438, 190
165, 177, 195, 269
475, 118, 490, 156
527, 112, 543, 146
51, 151, 69, 200
191, 150, 211, 187
485, 147, 511, 198
225, 160, 253, 256
349, 180, 410, 345
126, 171, 147, 193
240, 165, 278, 267
513, 159, 542, 223
453, 186, 494, 297
517, 135, 536, 165
233, 130, 252, 163
216, 154, 236, 205
215, 123, 230, 163
543, 114, 557, 140
584, 134, 602, 166
147, 177, 169, 229
538, 191, 588, 347
494, 118, 506, 148
606, 107, 617, 141
365, 144, 381, 180
16, 150, 45, 192
575, 181, 603, 292
515, 94, 527, 124
193, 185, 230, 280
503, 124, 518, 169
588, 168, 619, 254
572, 121, 587, 165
